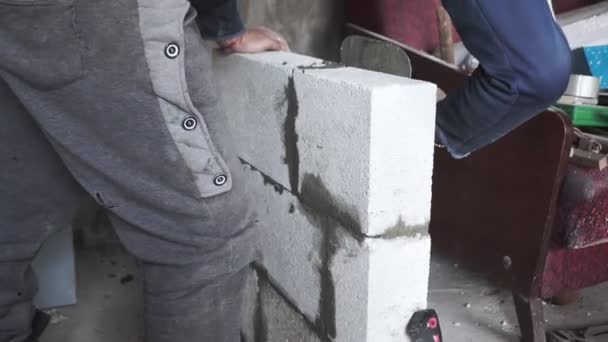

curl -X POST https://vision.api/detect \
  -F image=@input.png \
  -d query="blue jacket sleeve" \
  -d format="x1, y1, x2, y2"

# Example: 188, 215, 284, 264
436, 0, 571, 158
190, 0, 245, 41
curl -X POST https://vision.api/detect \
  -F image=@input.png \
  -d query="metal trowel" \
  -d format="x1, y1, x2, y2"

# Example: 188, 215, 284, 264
340, 35, 412, 78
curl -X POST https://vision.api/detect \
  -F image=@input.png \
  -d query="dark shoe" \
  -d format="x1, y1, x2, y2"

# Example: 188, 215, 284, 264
30, 310, 50, 340
548, 291, 581, 306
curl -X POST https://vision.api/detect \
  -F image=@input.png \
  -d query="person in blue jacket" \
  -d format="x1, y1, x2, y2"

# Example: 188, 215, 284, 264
437, 0, 571, 158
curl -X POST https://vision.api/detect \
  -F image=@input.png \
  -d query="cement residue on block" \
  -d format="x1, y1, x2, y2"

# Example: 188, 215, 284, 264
240, 165, 323, 319
240, 163, 432, 342
215, 52, 319, 192
293, 62, 436, 236
216, 51, 436, 237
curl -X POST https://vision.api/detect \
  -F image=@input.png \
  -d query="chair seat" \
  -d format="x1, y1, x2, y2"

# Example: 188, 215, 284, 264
554, 165, 608, 249
542, 241, 608, 297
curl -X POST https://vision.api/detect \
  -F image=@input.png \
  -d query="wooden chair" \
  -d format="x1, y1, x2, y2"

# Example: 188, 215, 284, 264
346, 22, 608, 342
405, 34, 608, 342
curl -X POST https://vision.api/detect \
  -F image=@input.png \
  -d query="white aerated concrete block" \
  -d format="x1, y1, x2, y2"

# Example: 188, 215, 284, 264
216, 52, 437, 237
294, 68, 436, 236
365, 237, 430, 341
240, 165, 431, 342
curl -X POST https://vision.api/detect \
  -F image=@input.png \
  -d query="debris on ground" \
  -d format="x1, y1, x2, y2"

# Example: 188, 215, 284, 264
44, 309, 68, 325
481, 288, 501, 296
120, 274, 134, 285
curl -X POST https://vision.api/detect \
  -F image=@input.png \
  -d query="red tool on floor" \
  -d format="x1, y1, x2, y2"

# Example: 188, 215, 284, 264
406, 309, 443, 342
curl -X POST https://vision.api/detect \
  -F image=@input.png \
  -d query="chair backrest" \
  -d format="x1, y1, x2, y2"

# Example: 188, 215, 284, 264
429, 111, 572, 297
345, 25, 574, 296
406, 39, 574, 297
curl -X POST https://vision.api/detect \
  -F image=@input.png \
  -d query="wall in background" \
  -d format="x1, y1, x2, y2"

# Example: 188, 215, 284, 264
238, 0, 345, 61
236, 0, 603, 60
347, 0, 605, 52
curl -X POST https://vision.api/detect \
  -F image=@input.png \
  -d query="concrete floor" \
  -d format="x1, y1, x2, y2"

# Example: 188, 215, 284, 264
40, 242, 608, 342
429, 253, 608, 342
41, 243, 143, 342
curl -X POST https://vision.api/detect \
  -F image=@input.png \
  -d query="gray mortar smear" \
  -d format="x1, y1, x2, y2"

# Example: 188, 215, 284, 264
297, 176, 341, 342
238, 157, 288, 195
300, 173, 364, 242
378, 217, 430, 240
283, 73, 300, 193
239, 163, 429, 341
297, 60, 346, 71
240, 155, 422, 241
238, 62, 429, 339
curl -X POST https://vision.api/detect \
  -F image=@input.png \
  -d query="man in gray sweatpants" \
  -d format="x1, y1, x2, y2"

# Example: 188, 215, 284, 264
0, 0, 288, 341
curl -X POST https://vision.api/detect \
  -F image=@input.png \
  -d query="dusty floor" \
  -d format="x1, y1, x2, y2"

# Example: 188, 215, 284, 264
40, 243, 608, 342
41, 243, 144, 342
429, 253, 608, 342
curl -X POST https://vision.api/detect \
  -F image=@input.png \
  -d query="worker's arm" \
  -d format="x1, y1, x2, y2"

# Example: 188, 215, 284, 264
190, 0, 288, 53
437, 0, 570, 158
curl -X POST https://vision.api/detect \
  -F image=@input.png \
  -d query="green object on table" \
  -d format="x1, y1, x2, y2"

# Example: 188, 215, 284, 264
555, 103, 608, 128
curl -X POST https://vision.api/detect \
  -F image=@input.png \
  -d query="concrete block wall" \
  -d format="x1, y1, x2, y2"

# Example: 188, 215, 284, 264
215, 52, 436, 342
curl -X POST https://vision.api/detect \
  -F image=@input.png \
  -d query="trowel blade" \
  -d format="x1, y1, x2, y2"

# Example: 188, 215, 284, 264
340, 35, 412, 78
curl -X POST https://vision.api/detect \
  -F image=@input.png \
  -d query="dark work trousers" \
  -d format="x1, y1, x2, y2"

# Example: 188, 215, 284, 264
0, 0, 256, 341
437, 0, 572, 158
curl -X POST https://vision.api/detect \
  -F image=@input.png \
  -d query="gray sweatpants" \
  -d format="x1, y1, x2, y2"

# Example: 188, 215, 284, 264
0, 0, 256, 341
